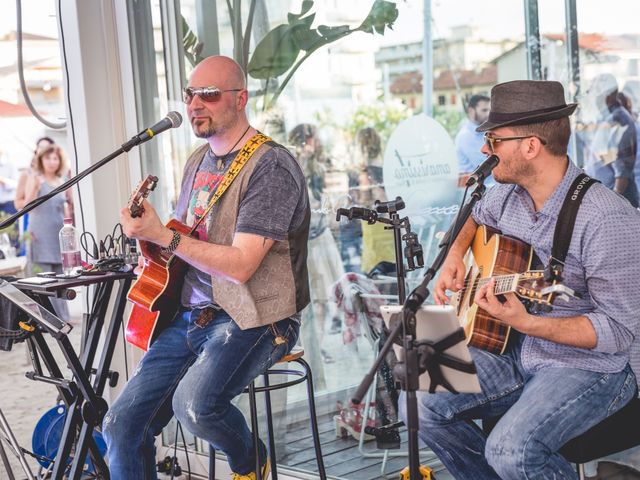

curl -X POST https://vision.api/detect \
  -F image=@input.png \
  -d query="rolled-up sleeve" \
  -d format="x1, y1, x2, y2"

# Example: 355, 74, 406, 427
582, 210, 640, 353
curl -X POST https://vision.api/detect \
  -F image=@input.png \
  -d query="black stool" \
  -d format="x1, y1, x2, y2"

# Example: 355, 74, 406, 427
208, 349, 327, 480
483, 394, 640, 479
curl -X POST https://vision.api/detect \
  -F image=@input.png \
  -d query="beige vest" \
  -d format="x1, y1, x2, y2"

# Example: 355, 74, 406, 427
175, 142, 310, 329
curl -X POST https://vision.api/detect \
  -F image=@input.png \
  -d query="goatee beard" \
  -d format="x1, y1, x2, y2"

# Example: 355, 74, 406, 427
194, 125, 216, 139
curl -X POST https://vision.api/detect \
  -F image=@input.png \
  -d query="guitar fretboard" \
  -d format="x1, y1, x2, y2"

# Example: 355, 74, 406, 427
477, 274, 519, 294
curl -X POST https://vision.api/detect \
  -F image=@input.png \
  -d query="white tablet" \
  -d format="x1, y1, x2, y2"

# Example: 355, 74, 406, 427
381, 305, 482, 393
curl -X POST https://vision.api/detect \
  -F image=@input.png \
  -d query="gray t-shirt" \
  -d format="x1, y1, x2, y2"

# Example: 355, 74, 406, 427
180, 144, 308, 308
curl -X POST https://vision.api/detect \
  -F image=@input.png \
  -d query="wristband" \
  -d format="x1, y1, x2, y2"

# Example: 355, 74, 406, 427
161, 229, 181, 254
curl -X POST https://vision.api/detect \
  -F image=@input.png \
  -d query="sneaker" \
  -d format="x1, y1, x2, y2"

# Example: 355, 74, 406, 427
231, 458, 271, 480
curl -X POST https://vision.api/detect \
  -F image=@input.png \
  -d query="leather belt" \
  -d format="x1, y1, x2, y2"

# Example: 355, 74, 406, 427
194, 306, 217, 328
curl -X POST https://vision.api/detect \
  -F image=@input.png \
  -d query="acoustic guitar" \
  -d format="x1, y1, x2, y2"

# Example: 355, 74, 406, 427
125, 176, 191, 351
453, 225, 577, 355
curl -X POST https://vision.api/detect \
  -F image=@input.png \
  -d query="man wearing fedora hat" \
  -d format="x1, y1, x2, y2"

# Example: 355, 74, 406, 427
400, 80, 640, 478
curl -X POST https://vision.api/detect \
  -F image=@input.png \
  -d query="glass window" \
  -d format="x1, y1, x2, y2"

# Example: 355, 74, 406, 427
535, 0, 640, 208
130, 1, 640, 478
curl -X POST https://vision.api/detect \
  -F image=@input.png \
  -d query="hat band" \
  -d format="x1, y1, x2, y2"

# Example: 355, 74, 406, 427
488, 104, 568, 122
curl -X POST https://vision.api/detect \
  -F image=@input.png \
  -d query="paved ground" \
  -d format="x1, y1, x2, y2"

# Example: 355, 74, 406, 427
0, 296, 83, 479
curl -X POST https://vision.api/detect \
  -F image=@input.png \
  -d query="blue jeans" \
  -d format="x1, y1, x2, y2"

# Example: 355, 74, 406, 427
399, 336, 637, 479
103, 308, 299, 479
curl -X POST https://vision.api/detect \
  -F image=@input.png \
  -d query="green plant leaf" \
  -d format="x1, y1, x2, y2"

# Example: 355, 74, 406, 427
248, 24, 301, 79
287, 0, 314, 23
291, 24, 323, 51
182, 16, 203, 67
358, 0, 399, 35
317, 24, 351, 41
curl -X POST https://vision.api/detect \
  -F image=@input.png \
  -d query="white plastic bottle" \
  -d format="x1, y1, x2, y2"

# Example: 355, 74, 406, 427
59, 218, 81, 276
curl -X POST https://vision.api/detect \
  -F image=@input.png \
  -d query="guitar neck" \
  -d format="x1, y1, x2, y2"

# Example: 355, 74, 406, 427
478, 274, 520, 294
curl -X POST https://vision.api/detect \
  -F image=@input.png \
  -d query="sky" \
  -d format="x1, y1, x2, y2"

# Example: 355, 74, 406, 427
0, 0, 59, 39
378, 0, 640, 45
0, 0, 638, 44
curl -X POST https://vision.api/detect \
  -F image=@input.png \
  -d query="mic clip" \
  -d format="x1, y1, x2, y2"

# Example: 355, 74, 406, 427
335, 207, 378, 224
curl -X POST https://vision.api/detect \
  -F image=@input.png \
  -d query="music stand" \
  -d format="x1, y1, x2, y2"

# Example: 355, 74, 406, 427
381, 305, 480, 394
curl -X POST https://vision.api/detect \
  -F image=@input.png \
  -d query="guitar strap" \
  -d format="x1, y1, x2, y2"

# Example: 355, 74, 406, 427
548, 172, 598, 279
189, 132, 272, 236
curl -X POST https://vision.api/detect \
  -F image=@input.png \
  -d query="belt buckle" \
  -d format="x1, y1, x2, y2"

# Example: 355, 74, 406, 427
195, 307, 216, 328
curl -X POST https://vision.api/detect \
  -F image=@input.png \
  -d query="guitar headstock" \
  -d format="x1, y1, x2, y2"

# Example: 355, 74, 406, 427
129, 175, 158, 218
515, 270, 579, 313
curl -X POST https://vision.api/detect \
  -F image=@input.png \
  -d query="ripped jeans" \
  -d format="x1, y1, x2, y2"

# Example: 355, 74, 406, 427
103, 307, 299, 479
399, 339, 637, 480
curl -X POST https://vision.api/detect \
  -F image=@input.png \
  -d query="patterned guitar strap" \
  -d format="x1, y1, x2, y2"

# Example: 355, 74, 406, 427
189, 132, 271, 236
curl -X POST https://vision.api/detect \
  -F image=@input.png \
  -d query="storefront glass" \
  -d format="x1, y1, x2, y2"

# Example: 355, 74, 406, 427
125, 0, 640, 477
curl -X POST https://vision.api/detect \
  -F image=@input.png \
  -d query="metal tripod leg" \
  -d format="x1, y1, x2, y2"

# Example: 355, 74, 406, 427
355, 340, 439, 476
0, 406, 35, 480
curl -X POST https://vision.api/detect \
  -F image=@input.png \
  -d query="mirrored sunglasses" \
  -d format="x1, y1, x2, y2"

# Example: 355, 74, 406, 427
182, 86, 243, 104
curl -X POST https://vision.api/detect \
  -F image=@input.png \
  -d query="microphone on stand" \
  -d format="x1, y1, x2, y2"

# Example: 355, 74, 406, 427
122, 112, 183, 151
336, 207, 378, 224
465, 154, 499, 187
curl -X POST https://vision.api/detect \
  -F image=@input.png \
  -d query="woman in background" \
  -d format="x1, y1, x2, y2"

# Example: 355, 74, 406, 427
23, 144, 73, 321
14, 137, 55, 256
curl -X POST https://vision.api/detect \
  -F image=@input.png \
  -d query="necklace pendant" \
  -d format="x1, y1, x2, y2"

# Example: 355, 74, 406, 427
217, 159, 223, 170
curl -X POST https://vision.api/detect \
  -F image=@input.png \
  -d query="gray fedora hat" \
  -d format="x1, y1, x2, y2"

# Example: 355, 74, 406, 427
476, 80, 578, 132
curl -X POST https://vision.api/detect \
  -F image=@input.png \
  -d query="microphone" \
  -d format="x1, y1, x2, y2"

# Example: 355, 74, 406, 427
122, 112, 183, 151
465, 154, 499, 187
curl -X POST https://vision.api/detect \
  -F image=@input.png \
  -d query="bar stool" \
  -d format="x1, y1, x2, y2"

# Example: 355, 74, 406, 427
208, 349, 327, 480
483, 392, 640, 479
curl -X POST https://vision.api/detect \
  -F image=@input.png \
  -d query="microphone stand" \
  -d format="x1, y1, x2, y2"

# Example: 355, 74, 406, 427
0, 131, 153, 230
351, 180, 488, 480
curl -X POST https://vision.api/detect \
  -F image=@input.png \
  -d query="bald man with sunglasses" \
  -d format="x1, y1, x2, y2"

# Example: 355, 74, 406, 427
104, 56, 311, 480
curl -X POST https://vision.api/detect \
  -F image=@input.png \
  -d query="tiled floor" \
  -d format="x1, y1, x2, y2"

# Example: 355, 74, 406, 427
279, 414, 640, 480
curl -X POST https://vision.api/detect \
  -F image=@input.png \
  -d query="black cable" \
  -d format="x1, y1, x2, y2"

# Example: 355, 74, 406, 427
170, 423, 180, 480
177, 421, 192, 479
439, 184, 471, 269
80, 231, 98, 259
120, 321, 129, 382
16, 0, 65, 129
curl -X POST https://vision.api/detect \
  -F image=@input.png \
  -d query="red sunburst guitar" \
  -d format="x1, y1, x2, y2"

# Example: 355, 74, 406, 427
453, 225, 577, 355
125, 175, 192, 351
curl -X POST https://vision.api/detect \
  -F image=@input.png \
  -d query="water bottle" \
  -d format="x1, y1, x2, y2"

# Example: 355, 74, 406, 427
59, 218, 81, 276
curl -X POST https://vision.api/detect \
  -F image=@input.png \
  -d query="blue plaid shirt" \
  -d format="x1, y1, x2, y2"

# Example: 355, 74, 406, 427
472, 160, 640, 374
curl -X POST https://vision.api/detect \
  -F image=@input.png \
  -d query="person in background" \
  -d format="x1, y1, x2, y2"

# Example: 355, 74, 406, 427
0, 149, 17, 216
621, 80, 640, 195
14, 137, 55, 256
356, 127, 396, 276
289, 123, 344, 363
455, 94, 492, 187
23, 144, 72, 321
584, 73, 638, 206
0, 148, 20, 254
15, 137, 55, 211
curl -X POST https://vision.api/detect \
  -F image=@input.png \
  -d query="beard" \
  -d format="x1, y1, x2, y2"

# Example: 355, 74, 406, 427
493, 153, 535, 184
192, 118, 216, 139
